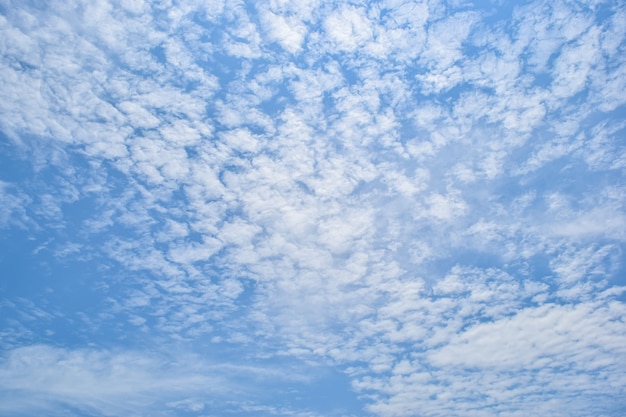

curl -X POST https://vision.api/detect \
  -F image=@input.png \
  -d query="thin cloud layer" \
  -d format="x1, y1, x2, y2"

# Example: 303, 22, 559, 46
1, 0, 625, 416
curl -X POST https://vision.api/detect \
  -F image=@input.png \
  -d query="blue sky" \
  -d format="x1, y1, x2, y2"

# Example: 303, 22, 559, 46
1, 0, 625, 416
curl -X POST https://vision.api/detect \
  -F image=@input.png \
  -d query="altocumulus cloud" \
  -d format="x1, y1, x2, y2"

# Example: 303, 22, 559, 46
1, 0, 625, 416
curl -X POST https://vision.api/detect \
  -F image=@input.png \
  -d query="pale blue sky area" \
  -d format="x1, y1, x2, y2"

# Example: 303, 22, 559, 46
1, 1, 625, 416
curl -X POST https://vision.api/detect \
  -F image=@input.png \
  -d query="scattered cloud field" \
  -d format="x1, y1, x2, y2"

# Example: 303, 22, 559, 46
1, 0, 625, 416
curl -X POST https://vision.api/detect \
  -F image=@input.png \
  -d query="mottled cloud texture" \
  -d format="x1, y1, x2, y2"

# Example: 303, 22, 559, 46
1, 0, 625, 416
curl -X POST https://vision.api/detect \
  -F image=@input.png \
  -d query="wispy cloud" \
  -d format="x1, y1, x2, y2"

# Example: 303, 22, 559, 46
0, 344, 320, 417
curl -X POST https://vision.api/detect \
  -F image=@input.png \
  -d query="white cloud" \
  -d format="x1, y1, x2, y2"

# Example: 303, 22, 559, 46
324, 6, 373, 52
550, 26, 599, 99
423, 12, 478, 69
1, 0, 626, 416
430, 301, 626, 369
260, 10, 308, 53
0, 181, 31, 229
220, 128, 261, 154
0, 345, 220, 416
0, 344, 316, 417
